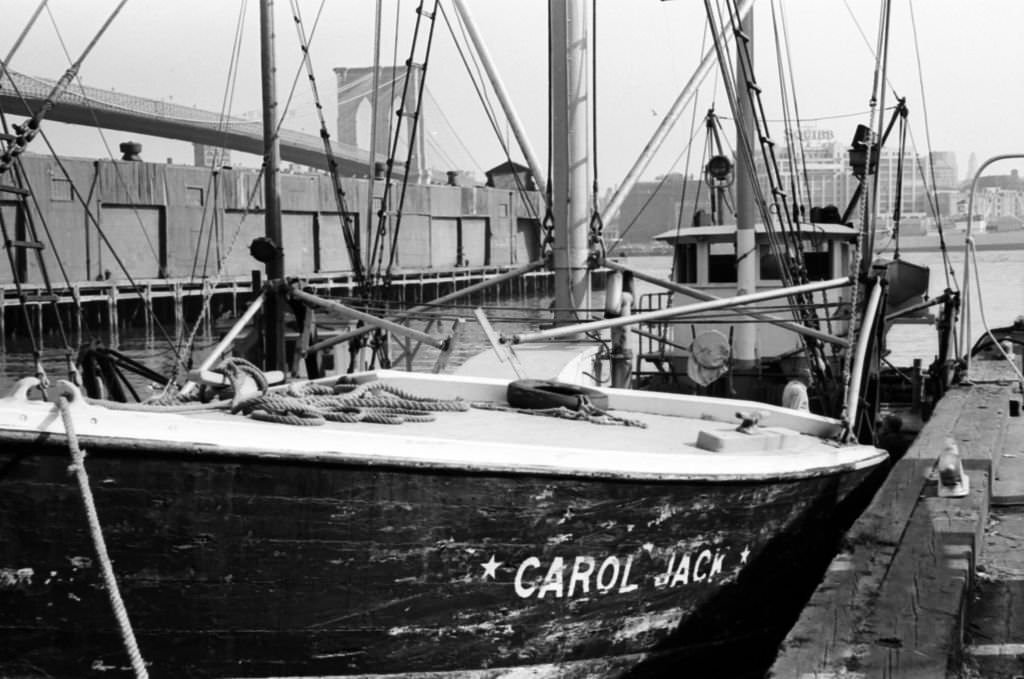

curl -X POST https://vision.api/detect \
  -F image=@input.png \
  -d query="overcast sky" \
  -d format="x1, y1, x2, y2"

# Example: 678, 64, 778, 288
4, 0, 1023, 185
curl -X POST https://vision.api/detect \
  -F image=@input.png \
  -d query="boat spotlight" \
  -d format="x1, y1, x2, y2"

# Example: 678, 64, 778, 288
249, 236, 280, 264
704, 155, 733, 187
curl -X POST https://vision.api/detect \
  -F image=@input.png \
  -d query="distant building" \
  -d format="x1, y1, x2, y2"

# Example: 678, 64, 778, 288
612, 124, 961, 245
485, 161, 536, 192
193, 144, 231, 168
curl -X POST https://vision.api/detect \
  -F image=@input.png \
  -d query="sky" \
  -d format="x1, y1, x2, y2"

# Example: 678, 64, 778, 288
4, 0, 1024, 187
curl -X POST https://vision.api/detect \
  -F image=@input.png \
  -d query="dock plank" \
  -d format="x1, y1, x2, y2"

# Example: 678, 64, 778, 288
771, 381, 1011, 678
992, 409, 1024, 506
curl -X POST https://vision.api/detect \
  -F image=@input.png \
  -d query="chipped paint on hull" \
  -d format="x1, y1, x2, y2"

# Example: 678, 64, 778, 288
0, 441, 879, 678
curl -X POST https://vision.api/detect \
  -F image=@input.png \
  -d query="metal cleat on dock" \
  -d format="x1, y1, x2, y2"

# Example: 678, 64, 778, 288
935, 437, 970, 498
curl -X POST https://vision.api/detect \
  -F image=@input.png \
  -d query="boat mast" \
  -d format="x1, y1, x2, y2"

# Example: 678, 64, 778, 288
260, 0, 286, 371
549, 0, 590, 327
733, 9, 757, 367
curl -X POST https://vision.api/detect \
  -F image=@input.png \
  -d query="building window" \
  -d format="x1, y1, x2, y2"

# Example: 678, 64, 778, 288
51, 177, 72, 201
185, 186, 204, 206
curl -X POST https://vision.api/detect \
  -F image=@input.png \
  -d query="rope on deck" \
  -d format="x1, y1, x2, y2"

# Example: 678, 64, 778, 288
471, 399, 648, 429
228, 380, 470, 426
56, 394, 149, 678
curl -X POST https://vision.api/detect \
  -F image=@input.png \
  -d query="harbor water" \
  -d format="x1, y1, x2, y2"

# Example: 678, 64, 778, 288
1, 250, 1022, 391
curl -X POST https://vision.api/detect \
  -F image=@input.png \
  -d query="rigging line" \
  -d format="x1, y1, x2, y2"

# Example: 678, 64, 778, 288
41, 6, 161, 268
422, 129, 459, 171
367, 0, 416, 286
719, 0, 795, 267
288, 0, 364, 284
3, 0, 49, 65
904, 127, 958, 294
0, 0, 128, 178
422, 88, 484, 175
865, 0, 893, 264
37, 131, 183, 364
189, 2, 248, 284
187, 3, 246, 284
385, 0, 403, 184
727, 0, 801, 255
769, 0, 802, 220
668, 27, 710, 280
1, 114, 89, 358
707, 0, 789, 289
775, 0, 814, 219
439, 0, 540, 223
169, 167, 268, 390
907, 0, 953, 291
443, 0, 534, 207
385, 0, 441, 278
608, 121, 706, 253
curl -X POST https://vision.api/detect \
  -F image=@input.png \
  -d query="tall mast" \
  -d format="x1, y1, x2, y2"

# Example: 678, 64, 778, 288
733, 9, 757, 366
260, 0, 285, 371
549, 0, 590, 327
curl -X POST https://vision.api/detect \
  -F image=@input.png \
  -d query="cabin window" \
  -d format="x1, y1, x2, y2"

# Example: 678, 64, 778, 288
673, 243, 697, 283
759, 242, 833, 280
708, 242, 736, 283
759, 244, 781, 280
498, 203, 509, 217
804, 249, 832, 280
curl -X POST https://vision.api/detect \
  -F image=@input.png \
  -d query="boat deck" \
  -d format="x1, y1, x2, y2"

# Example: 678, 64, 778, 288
0, 370, 885, 482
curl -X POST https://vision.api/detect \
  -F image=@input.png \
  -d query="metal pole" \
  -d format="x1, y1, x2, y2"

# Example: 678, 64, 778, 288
260, 0, 286, 372
604, 259, 849, 347
844, 277, 883, 437
178, 293, 266, 397
451, 0, 546, 193
507, 276, 852, 344
960, 153, 1024, 374
549, 0, 590, 327
289, 287, 448, 350
305, 259, 546, 355
733, 8, 757, 366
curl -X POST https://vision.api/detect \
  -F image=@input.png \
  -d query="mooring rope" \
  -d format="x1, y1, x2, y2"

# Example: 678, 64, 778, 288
56, 394, 149, 679
471, 399, 648, 429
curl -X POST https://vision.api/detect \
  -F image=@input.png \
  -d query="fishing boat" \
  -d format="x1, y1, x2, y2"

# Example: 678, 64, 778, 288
0, 1, 892, 677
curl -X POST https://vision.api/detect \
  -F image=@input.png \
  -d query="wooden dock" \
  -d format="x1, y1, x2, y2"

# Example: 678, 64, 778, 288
771, 356, 1024, 678
0, 264, 559, 340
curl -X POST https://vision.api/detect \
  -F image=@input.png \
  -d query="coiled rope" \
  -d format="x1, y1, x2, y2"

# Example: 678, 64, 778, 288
56, 394, 149, 678
472, 397, 648, 429
230, 380, 471, 426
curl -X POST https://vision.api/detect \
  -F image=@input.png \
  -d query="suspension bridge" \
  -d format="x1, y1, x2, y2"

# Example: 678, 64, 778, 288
0, 69, 384, 175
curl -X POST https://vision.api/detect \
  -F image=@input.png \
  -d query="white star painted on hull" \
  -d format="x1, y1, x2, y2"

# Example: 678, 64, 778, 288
740, 545, 751, 564
481, 555, 502, 580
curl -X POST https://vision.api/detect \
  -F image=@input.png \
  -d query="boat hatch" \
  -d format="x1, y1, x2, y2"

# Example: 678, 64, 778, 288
696, 425, 803, 453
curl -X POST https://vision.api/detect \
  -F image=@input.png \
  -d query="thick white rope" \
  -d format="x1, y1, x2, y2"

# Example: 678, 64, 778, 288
56, 395, 149, 678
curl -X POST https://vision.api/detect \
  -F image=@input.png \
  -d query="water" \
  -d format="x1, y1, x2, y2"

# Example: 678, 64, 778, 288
2, 250, 1022, 390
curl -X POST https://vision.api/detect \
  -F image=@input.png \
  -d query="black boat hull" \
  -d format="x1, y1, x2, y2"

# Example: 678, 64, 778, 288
0, 441, 879, 678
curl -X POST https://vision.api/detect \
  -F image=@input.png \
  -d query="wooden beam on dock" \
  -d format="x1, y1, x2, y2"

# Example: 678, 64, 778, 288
771, 360, 1019, 678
